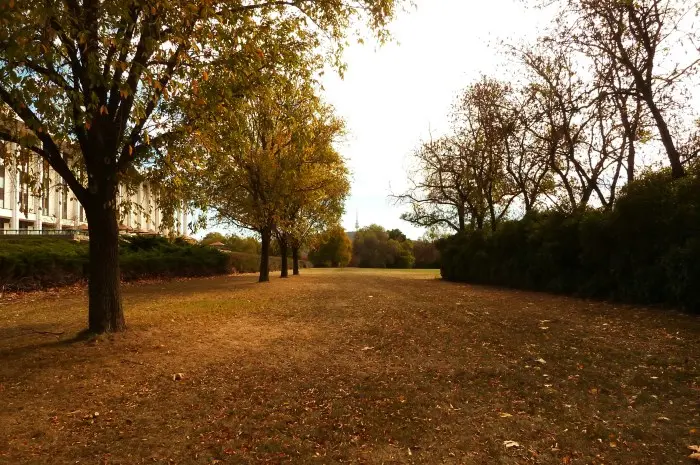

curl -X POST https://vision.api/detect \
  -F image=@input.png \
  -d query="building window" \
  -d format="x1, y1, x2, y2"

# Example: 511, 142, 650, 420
62, 184, 68, 219
18, 153, 30, 215
79, 205, 84, 223
0, 158, 5, 209
42, 160, 50, 213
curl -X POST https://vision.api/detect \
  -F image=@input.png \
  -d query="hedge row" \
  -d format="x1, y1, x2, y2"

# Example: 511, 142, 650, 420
0, 235, 309, 291
438, 169, 700, 311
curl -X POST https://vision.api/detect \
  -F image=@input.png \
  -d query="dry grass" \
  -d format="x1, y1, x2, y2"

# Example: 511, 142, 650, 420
0, 268, 699, 464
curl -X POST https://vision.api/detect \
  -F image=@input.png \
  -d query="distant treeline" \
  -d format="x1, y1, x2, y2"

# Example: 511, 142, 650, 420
306, 224, 440, 269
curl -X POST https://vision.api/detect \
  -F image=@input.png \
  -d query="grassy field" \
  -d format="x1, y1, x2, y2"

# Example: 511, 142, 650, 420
0, 269, 698, 464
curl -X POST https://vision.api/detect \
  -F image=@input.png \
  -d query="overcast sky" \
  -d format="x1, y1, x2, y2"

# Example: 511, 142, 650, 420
321, 0, 549, 238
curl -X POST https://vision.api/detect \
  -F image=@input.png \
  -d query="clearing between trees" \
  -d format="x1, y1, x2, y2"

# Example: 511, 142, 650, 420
0, 269, 698, 464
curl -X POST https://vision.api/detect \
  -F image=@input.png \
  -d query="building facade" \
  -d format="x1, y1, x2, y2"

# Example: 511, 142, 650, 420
0, 143, 188, 236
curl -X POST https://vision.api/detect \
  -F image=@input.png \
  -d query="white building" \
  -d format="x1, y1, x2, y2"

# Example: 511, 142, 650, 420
0, 142, 188, 236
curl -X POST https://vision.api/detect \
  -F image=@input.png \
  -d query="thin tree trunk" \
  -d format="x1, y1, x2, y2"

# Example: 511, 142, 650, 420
639, 86, 684, 178
259, 228, 271, 282
457, 205, 466, 232
279, 236, 289, 278
85, 196, 125, 333
292, 246, 300, 275
617, 96, 638, 184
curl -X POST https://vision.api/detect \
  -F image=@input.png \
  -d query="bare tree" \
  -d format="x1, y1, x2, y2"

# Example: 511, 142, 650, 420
557, 0, 700, 178
395, 136, 474, 232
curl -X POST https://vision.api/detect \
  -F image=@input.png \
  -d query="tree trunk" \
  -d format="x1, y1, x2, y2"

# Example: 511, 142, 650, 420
617, 96, 638, 184
259, 228, 271, 282
457, 205, 466, 232
279, 237, 289, 278
638, 84, 685, 178
85, 197, 125, 333
292, 246, 300, 275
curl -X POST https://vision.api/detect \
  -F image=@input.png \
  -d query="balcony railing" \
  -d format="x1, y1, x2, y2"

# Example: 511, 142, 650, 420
0, 229, 87, 237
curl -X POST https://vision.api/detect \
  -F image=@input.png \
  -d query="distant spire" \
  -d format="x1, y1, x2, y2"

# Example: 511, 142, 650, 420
355, 209, 359, 230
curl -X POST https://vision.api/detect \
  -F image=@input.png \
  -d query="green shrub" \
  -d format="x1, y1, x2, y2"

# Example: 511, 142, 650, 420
0, 236, 314, 290
438, 170, 700, 312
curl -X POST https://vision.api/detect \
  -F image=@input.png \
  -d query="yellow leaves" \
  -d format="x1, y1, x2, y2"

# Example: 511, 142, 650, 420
145, 134, 150, 145
202, 70, 209, 81
128, 145, 133, 156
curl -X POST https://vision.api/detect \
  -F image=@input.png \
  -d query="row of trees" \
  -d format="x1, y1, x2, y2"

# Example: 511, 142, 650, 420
182, 75, 351, 281
397, 0, 700, 232
0, 0, 402, 333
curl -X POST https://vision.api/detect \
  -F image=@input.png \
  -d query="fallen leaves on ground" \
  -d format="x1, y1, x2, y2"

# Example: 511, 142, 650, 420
0, 268, 698, 464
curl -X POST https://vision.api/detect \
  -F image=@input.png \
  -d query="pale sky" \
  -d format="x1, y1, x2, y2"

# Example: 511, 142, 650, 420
322, 0, 548, 238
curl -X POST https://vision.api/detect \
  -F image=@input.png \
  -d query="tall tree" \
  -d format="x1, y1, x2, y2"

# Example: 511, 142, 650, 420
192, 73, 349, 282
196, 79, 309, 282
275, 106, 349, 276
452, 77, 519, 229
0, 0, 401, 331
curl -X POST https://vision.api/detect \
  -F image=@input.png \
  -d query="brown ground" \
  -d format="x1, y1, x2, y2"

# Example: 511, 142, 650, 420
0, 268, 699, 464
